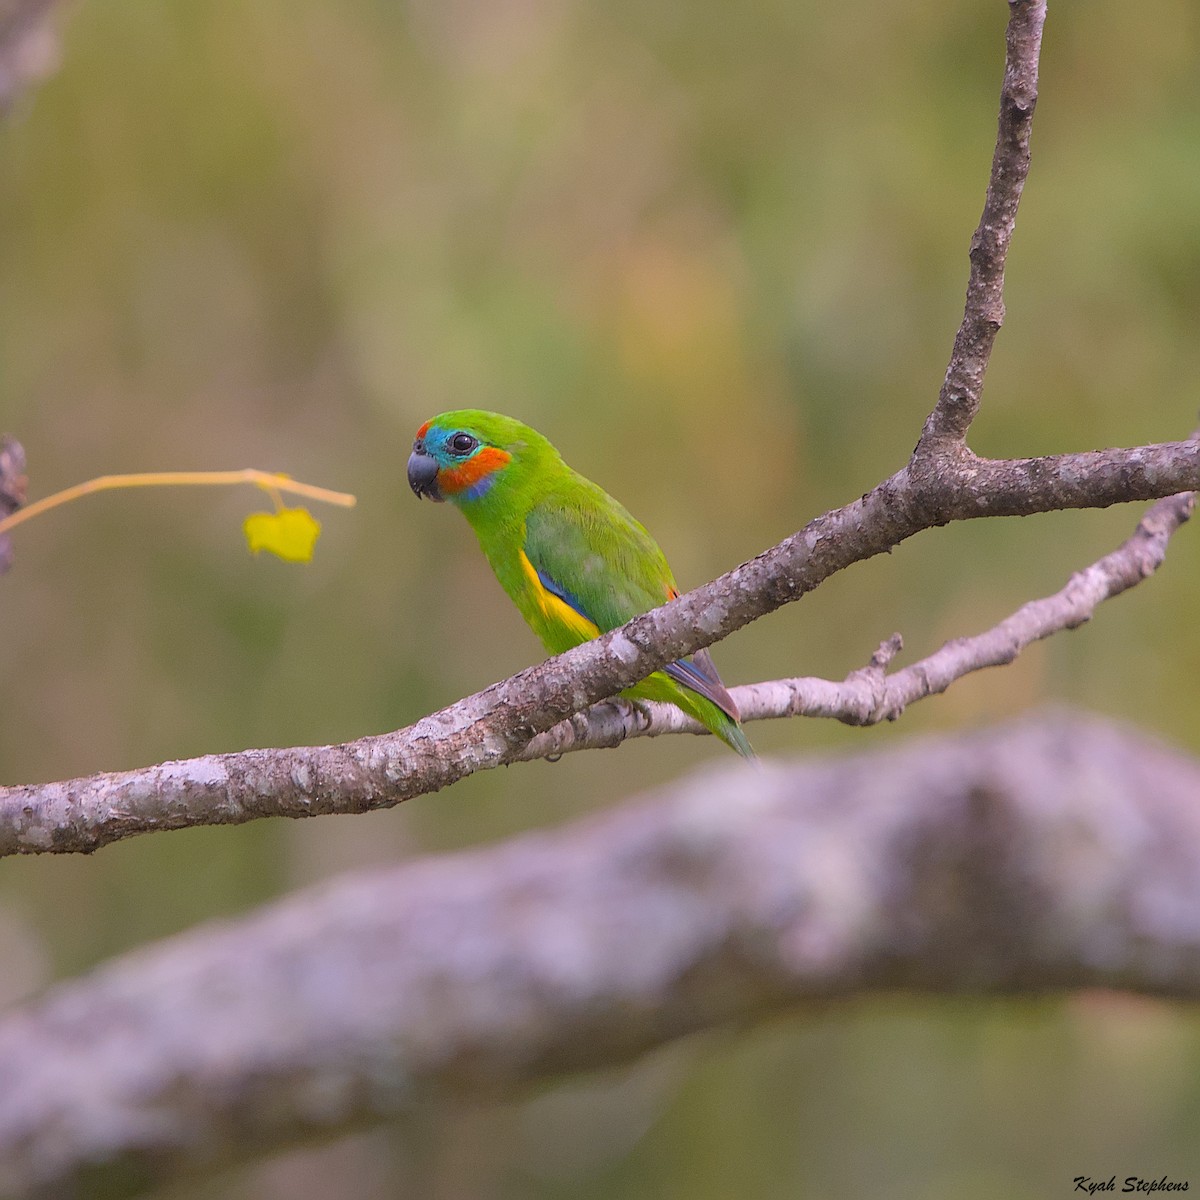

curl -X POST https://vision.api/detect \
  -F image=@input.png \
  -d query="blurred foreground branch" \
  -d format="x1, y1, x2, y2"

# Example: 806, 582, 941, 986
3, 710, 1200, 1197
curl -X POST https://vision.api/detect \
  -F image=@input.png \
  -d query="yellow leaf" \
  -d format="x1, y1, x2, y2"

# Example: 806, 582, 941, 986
242, 507, 322, 563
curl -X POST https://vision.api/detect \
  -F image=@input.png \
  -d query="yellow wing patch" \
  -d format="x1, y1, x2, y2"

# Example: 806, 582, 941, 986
518, 549, 600, 641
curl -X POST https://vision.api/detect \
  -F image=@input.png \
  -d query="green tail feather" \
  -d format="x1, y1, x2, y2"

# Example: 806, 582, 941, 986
715, 714, 756, 759
626, 671, 756, 758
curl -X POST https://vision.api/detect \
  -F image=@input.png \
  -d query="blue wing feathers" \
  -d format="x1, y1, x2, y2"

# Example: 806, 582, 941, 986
534, 563, 739, 723
534, 565, 594, 626
664, 649, 741, 723
524, 503, 741, 729
665, 657, 712, 693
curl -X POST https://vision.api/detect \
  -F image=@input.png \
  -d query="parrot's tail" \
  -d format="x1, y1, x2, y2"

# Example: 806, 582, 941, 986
716, 715, 756, 759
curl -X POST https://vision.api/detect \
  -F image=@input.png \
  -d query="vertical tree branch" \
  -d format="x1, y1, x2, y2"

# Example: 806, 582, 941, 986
917, 0, 1046, 451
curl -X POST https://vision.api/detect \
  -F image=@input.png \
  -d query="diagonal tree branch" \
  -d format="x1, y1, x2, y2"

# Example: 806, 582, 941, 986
1, 0, 1195, 859
2, 438, 1196, 859
3, 710, 1200, 1198
741, 487, 1197, 726
522, 488, 1195, 754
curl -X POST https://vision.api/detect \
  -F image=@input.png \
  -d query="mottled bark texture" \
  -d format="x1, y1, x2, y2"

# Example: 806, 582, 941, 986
918, 0, 1045, 449
1, 449, 1195, 858
0, 1, 1194, 861
2, 3, 1199, 1194
2, 711, 1200, 1197
526, 490, 1194, 748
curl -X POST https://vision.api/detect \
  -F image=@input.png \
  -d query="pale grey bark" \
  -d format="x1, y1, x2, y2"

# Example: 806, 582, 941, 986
0, 13, 1183, 826
1, 0, 1198, 858
525, 489, 1194, 749
1, 2, 1198, 1194
1, 462, 1193, 858
2, 711, 1199, 1198
919, 0, 1044, 449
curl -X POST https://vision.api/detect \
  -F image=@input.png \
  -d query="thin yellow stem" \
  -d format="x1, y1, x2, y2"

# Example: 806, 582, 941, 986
0, 469, 357, 538
262, 484, 287, 512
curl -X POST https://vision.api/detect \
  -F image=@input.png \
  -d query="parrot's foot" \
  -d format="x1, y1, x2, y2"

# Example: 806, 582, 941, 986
623, 698, 654, 734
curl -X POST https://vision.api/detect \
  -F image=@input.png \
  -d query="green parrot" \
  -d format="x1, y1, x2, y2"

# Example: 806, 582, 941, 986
408, 410, 754, 757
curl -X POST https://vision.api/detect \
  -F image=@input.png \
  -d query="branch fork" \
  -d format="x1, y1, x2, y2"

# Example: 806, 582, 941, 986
0, 0, 1195, 863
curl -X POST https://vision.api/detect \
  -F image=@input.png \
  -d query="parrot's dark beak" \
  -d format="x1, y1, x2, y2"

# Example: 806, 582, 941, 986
407, 446, 443, 501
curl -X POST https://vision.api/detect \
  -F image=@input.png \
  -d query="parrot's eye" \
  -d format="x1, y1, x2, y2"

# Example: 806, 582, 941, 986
449, 433, 478, 456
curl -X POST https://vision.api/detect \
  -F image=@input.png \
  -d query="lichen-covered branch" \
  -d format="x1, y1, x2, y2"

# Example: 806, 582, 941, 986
0, 0, 1195, 859
522, 488, 1194, 753
2, 710, 1199, 1198
1, 439, 1196, 859
742, 488, 1196, 726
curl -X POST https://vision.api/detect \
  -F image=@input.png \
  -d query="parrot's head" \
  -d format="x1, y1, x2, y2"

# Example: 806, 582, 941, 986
408, 410, 556, 506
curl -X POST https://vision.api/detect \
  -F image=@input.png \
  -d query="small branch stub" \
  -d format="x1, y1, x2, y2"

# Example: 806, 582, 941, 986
0, 436, 27, 575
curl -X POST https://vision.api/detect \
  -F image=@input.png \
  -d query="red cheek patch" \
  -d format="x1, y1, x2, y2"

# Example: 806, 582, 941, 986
439, 447, 513, 495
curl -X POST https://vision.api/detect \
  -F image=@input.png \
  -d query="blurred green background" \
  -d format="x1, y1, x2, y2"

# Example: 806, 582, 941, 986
2, 0, 1199, 1195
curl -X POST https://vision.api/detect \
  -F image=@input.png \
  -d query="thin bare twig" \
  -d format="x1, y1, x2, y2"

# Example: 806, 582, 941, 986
0, 469, 356, 540
918, 0, 1046, 451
